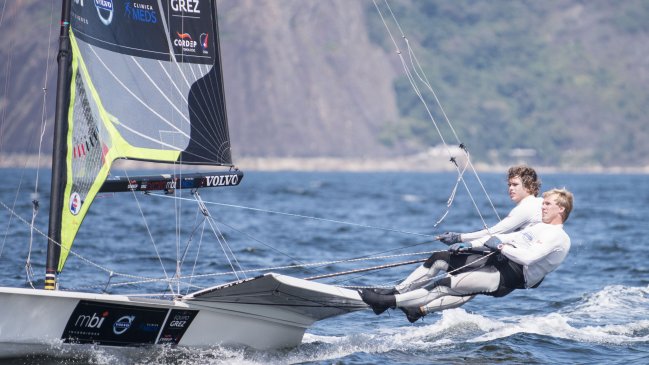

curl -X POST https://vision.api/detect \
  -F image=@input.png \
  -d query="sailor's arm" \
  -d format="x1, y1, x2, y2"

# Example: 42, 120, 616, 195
500, 242, 560, 266
499, 229, 569, 265
460, 207, 533, 242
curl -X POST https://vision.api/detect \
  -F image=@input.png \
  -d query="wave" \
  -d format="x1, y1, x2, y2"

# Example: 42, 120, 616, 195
290, 285, 649, 362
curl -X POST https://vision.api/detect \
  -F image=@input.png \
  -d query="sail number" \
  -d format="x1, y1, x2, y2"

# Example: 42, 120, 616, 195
171, 0, 200, 14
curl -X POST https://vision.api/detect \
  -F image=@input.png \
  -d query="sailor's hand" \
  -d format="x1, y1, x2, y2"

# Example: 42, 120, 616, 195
438, 232, 461, 245
484, 237, 503, 251
448, 242, 470, 254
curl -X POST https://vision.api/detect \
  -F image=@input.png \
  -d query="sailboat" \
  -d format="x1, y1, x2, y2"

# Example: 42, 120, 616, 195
0, 0, 366, 356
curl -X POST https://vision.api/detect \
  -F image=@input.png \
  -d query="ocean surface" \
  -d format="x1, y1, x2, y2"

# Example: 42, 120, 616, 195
1, 168, 648, 364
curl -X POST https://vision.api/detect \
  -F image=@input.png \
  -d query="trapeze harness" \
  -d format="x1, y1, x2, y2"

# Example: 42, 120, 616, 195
421, 250, 541, 298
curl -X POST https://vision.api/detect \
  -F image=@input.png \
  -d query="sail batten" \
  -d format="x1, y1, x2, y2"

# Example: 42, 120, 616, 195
53, 0, 233, 272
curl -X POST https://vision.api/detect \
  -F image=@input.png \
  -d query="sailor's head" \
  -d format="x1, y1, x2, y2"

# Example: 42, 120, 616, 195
541, 188, 573, 224
507, 165, 540, 202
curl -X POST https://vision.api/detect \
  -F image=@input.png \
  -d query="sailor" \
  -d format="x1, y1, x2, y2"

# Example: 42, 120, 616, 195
439, 164, 543, 245
360, 188, 573, 323
375, 165, 543, 297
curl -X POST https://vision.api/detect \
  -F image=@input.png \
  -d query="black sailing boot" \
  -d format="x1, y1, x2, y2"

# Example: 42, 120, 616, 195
359, 289, 396, 315
371, 287, 399, 295
400, 306, 425, 323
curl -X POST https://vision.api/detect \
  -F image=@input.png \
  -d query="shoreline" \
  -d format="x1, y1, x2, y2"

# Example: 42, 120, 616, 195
1, 153, 648, 174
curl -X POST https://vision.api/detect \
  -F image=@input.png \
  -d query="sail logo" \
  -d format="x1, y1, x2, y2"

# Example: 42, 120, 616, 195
113, 315, 135, 335
169, 314, 192, 328
95, 0, 114, 25
125, 2, 157, 24
174, 32, 197, 52
206, 174, 239, 187
171, 0, 200, 14
70, 192, 82, 215
200, 33, 209, 53
75, 311, 108, 329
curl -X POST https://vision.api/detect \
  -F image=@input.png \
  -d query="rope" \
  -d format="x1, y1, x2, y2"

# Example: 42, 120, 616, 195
372, 0, 503, 228
0, 198, 445, 290
146, 192, 438, 238
0, 200, 160, 283
193, 191, 245, 280
338, 250, 497, 291
305, 257, 427, 281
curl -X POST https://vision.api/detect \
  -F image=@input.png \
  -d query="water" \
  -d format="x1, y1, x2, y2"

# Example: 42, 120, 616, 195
1, 168, 648, 364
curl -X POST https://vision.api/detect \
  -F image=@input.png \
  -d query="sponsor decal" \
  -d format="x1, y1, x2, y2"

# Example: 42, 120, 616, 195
180, 179, 196, 189
125, 2, 157, 24
75, 311, 109, 330
205, 174, 239, 187
113, 315, 135, 335
157, 310, 198, 345
200, 33, 209, 53
70, 192, 82, 215
174, 32, 197, 53
127, 180, 139, 190
95, 0, 114, 26
166, 180, 177, 190
143, 181, 166, 191
62, 301, 167, 346
72, 12, 89, 25
171, 0, 201, 15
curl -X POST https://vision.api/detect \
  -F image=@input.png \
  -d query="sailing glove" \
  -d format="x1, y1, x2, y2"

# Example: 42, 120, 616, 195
484, 237, 503, 251
438, 232, 461, 245
448, 242, 470, 253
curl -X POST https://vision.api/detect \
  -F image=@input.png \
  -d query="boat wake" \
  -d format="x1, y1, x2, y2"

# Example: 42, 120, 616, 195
281, 284, 649, 363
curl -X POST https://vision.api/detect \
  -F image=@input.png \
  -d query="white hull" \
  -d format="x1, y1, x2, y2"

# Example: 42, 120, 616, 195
0, 273, 365, 358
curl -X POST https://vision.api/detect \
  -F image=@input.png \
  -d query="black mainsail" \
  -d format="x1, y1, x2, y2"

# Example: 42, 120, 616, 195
46, 0, 233, 287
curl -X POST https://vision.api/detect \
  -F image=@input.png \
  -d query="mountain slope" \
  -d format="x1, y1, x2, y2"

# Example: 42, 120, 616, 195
1, 0, 648, 169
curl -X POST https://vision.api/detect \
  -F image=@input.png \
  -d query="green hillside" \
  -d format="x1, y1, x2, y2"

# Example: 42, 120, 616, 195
1, 1, 648, 170
367, 0, 649, 168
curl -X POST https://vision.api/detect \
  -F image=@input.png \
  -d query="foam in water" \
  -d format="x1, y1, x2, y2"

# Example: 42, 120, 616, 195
469, 285, 649, 345
281, 285, 649, 363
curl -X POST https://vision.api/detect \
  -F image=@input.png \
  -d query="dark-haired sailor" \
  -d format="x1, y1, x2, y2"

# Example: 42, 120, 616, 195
377, 165, 542, 298
360, 188, 573, 323
439, 165, 543, 245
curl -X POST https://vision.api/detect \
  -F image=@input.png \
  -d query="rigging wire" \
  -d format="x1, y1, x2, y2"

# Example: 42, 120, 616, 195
193, 191, 246, 280
0, 0, 58, 288
185, 211, 207, 295
26, 0, 59, 288
147, 192, 437, 238
109, 165, 174, 293
373, 0, 503, 229
0, 0, 516, 294
3, 196, 446, 292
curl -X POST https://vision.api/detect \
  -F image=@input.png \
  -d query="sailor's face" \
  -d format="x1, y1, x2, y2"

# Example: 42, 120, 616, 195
542, 194, 565, 224
508, 177, 530, 204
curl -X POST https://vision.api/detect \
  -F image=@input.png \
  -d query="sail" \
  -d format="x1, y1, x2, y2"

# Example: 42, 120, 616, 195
58, 0, 231, 271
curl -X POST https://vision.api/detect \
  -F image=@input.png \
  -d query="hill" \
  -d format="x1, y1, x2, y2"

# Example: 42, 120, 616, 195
1, 0, 648, 170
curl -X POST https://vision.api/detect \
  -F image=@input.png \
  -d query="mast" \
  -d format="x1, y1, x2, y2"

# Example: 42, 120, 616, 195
45, 0, 73, 290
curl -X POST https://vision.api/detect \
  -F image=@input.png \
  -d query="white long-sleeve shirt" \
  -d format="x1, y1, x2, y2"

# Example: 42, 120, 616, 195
461, 195, 542, 242
487, 223, 571, 288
